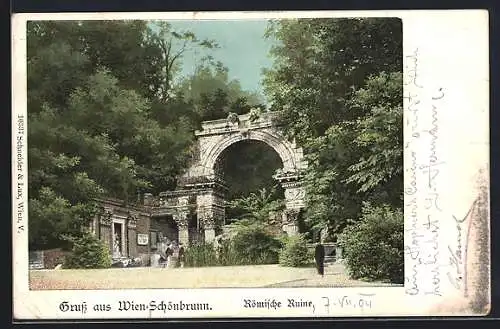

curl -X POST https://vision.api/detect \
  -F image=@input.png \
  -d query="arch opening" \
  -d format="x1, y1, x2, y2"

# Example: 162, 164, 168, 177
200, 130, 301, 177
215, 139, 285, 223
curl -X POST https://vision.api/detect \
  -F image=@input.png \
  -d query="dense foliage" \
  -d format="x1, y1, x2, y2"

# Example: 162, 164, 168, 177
229, 224, 283, 264
184, 225, 282, 267
28, 18, 404, 285
220, 140, 283, 202
185, 188, 285, 267
27, 21, 265, 250
279, 234, 312, 267
337, 204, 404, 283
63, 231, 112, 269
184, 242, 219, 267
263, 18, 403, 238
226, 187, 284, 224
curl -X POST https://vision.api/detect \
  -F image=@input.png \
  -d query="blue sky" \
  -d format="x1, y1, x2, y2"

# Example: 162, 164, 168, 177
168, 20, 276, 99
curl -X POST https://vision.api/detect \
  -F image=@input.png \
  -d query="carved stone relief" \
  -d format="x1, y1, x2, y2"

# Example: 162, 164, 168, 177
127, 211, 138, 229
99, 208, 113, 226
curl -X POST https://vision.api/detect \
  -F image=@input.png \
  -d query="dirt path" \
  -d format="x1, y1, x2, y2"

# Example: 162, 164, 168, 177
29, 263, 395, 290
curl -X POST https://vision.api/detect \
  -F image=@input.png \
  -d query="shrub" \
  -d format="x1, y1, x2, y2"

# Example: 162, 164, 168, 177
279, 234, 312, 267
230, 224, 283, 265
216, 238, 243, 266
184, 242, 218, 267
64, 231, 112, 269
184, 224, 283, 267
337, 203, 403, 283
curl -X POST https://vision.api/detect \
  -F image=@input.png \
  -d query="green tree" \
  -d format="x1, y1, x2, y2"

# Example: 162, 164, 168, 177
227, 186, 285, 226
26, 20, 268, 251
176, 62, 264, 121
145, 21, 220, 102
263, 18, 403, 236
338, 203, 404, 283
279, 234, 312, 267
64, 230, 112, 269
219, 140, 283, 203
264, 18, 402, 139
27, 72, 152, 249
27, 21, 196, 249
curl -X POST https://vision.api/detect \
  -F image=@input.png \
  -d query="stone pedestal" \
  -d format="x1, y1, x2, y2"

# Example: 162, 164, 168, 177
195, 190, 223, 244
204, 228, 216, 243
282, 209, 300, 236
173, 207, 190, 246
335, 246, 343, 261
283, 223, 298, 236
127, 214, 138, 257
178, 226, 189, 246
278, 176, 305, 236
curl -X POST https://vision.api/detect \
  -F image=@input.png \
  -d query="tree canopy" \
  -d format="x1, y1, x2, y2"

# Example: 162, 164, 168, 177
27, 20, 264, 250
263, 18, 403, 238
27, 18, 403, 250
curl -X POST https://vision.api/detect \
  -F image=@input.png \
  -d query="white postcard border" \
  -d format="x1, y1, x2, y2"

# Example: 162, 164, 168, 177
12, 10, 490, 319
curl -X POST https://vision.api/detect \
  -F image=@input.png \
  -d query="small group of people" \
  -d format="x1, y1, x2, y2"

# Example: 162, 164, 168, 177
161, 240, 185, 268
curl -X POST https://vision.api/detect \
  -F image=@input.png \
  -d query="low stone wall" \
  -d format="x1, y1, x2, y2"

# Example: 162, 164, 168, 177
306, 243, 342, 263
43, 249, 69, 269
138, 253, 152, 266
29, 249, 69, 269
29, 251, 44, 269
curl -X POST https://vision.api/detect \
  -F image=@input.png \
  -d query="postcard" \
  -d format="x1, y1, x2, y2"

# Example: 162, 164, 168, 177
12, 10, 490, 320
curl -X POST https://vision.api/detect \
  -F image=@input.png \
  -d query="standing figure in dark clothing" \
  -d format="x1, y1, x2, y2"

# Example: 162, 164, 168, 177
178, 243, 185, 268
314, 243, 325, 276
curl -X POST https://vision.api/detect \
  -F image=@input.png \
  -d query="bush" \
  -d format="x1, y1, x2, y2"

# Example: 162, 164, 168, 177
279, 234, 312, 267
64, 231, 112, 269
337, 204, 403, 283
216, 238, 243, 266
184, 242, 218, 267
184, 224, 283, 267
230, 224, 282, 265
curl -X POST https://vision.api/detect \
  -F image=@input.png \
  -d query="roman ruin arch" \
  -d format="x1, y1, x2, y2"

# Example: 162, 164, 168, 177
149, 111, 307, 245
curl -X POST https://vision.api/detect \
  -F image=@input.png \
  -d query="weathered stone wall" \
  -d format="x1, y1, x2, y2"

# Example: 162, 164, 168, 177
150, 217, 178, 244
43, 248, 69, 269
135, 213, 150, 256
99, 225, 112, 252
94, 199, 153, 264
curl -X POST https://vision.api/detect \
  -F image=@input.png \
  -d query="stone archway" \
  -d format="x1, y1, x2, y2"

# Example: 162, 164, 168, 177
156, 111, 307, 244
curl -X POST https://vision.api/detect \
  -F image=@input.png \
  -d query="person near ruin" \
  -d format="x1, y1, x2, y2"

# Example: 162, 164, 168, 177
167, 240, 180, 268
164, 243, 173, 267
178, 243, 185, 268
314, 243, 325, 276
113, 233, 121, 258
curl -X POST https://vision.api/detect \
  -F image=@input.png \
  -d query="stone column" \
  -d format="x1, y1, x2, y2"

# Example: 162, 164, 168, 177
99, 208, 113, 254
203, 218, 216, 243
196, 205, 216, 243
196, 191, 217, 243
283, 209, 300, 236
173, 209, 190, 246
127, 213, 138, 258
282, 181, 305, 236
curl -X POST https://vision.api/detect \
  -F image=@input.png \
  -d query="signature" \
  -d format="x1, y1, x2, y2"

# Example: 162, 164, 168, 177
446, 198, 478, 296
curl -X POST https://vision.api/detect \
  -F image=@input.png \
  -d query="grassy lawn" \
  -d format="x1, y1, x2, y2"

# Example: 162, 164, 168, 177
29, 264, 398, 290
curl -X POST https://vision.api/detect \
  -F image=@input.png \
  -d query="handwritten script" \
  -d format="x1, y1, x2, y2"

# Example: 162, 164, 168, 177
404, 48, 447, 297
403, 48, 478, 299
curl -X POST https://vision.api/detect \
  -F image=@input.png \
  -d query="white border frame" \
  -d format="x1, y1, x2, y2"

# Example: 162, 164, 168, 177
12, 10, 490, 319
